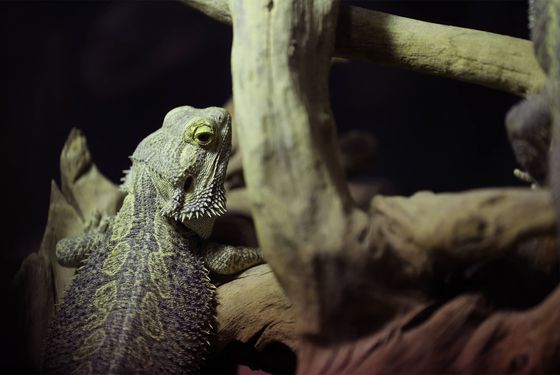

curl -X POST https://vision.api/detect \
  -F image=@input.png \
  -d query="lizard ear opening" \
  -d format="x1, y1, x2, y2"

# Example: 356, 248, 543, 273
183, 176, 194, 192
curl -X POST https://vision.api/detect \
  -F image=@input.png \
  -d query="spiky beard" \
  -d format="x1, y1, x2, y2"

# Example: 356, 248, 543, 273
172, 183, 227, 222
169, 181, 227, 239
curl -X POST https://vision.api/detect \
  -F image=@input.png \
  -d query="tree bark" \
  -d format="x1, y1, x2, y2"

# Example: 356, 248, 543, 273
230, 0, 373, 337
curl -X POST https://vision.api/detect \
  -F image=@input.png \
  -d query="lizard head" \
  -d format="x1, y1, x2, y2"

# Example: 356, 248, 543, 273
122, 106, 232, 238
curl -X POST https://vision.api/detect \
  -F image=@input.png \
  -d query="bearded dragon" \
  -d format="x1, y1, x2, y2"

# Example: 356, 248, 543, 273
44, 106, 262, 374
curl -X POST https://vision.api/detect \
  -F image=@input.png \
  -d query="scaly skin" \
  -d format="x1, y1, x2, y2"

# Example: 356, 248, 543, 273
506, 1, 560, 232
531, 0, 560, 221
505, 1, 557, 186
44, 106, 262, 374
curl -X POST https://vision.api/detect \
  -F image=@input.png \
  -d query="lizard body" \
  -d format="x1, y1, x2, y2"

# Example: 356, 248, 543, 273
506, 0, 560, 232
45, 106, 262, 374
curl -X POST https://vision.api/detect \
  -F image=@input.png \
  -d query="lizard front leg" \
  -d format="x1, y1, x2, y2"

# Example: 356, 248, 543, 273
505, 90, 551, 186
203, 242, 264, 275
56, 211, 113, 267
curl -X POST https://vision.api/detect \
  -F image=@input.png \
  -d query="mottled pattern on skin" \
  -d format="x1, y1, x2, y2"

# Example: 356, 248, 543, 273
110, 199, 134, 242
148, 250, 172, 299
44, 106, 263, 374
102, 243, 130, 276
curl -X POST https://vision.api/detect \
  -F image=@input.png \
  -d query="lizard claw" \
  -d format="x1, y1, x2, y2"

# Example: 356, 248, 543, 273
513, 168, 539, 189
84, 210, 112, 233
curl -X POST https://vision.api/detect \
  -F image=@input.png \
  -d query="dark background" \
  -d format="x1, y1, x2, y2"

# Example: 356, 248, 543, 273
1, 0, 529, 372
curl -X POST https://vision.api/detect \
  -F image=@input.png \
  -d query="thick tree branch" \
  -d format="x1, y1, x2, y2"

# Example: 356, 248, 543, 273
367, 189, 556, 282
230, 0, 371, 336
335, 6, 543, 96
182, 0, 544, 96
214, 264, 296, 352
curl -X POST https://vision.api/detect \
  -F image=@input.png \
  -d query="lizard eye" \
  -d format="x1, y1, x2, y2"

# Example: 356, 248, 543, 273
194, 126, 214, 145
187, 120, 216, 146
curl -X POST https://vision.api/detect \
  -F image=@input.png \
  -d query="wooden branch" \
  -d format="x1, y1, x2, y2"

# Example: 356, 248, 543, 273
230, 0, 372, 337
225, 186, 557, 280
367, 189, 556, 284
181, 1, 544, 96
335, 6, 543, 96
214, 264, 296, 352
